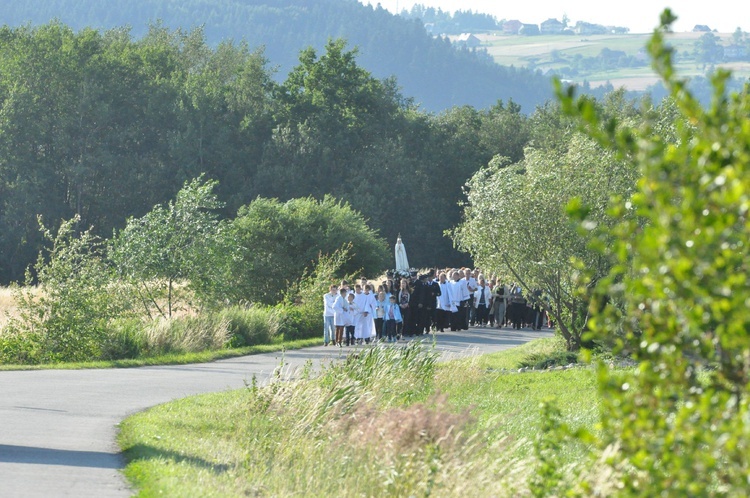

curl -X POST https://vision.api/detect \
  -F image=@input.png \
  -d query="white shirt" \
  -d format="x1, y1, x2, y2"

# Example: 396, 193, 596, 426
437, 281, 453, 309
324, 292, 337, 317
452, 279, 470, 302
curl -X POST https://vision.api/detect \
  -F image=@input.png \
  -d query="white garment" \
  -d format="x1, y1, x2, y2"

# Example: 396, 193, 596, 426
345, 300, 358, 327
452, 279, 470, 302
324, 292, 337, 317
333, 294, 349, 327
354, 292, 377, 339
437, 281, 453, 310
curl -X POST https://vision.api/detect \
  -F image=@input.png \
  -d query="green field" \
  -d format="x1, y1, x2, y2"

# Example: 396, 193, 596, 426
479, 31, 750, 90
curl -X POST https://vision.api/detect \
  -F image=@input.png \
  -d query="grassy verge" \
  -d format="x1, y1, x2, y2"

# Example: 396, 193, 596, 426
118, 337, 601, 496
0, 337, 321, 371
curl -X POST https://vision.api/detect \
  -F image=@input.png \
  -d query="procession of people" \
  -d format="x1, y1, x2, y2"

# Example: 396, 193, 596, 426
323, 266, 549, 347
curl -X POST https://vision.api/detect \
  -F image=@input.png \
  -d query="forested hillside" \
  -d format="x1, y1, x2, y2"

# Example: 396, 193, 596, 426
0, 23, 539, 284
0, 0, 554, 112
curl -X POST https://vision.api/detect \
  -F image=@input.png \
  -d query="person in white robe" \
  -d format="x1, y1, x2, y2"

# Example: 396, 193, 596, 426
354, 284, 377, 342
450, 270, 470, 331
345, 293, 358, 346
436, 272, 454, 332
332, 288, 349, 346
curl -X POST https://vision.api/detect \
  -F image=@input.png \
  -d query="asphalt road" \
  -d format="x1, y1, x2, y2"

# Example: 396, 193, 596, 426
0, 327, 550, 497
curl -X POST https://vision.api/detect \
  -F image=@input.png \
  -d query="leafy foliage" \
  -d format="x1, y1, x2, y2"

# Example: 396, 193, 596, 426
452, 95, 640, 350
2, 217, 128, 363
0, 0, 554, 112
225, 196, 387, 305
0, 23, 539, 282
555, 10, 750, 494
110, 176, 225, 317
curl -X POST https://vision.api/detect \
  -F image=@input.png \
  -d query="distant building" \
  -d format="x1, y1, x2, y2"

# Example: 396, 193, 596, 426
693, 25, 712, 32
573, 21, 608, 35
519, 23, 541, 36
454, 33, 482, 48
540, 18, 564, 35
502, 20, 523, 35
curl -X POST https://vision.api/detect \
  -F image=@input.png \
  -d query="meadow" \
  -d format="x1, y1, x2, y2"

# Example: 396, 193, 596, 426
479, 31, 750, 90
118, 337, 605, 496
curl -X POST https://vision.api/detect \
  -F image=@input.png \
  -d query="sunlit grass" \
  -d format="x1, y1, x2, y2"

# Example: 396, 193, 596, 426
0, 337, 321, 371
118, 338, 602, 496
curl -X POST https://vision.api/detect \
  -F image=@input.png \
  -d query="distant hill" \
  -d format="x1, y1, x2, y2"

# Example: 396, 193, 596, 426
0, 0, 556, 112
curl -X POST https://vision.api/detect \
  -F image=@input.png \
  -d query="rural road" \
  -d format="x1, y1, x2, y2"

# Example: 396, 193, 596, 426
0, 327, 551, 497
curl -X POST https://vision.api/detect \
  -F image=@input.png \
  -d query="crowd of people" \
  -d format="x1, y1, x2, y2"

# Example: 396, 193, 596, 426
322, 268, 549, 347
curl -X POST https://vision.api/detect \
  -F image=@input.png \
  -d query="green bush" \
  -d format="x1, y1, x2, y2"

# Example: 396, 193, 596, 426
101, 319, 148, 360
0, 327, 44, 364
9, 218, 130, 363
219, 306, 279, 347
275, 303, 319, 341
555, 12, 750, 494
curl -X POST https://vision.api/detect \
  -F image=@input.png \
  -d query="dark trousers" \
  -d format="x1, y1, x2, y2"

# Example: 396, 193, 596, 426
450, 310, 462, 331
436, 309, 451, 331
474, 305, 489, 325
417, 307, 432, 335
385, 319, 398, 340
461, 299, 471, 329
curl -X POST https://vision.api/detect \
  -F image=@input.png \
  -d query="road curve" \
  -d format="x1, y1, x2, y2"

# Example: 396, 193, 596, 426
0, 327, 550, 497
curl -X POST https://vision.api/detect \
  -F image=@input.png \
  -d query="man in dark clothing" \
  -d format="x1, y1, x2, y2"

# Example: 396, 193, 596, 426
410, 274, 437, 335
423, 270, 441, 332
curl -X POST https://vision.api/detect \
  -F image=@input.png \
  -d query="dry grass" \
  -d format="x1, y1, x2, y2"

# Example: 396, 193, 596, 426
0, 287, 20, 329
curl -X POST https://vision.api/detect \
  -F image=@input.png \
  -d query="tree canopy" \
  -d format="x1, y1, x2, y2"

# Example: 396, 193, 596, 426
0, 23, 545, 283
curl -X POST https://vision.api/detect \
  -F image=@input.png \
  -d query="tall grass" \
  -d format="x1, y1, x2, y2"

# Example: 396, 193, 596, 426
2, 304, 293, 365
0, 286, 21, 330
121, 342, 573, 496
219, 305, 280, 346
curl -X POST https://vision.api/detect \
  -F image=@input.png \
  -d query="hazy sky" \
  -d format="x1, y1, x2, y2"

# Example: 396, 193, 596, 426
361, 1, 748, 34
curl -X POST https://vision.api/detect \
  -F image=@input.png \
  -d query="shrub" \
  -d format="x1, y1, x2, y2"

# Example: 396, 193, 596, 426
219, 305, 279, 347
556, 11, 750, 494
275, 303, 319, 341
9, 218, 129, 363
0, 327, 44, 364
101, 319, 148, 360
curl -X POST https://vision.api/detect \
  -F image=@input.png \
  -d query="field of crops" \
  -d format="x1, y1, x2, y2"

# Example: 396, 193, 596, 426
479, 31, 749, 90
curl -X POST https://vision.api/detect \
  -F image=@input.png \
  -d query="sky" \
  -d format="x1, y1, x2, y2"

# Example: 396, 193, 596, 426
361, 1, 749, 34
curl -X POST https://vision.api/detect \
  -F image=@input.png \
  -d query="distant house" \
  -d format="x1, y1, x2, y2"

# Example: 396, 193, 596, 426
693, 25, 712, 32
519, 23, 541, 36
503, 20, 523, 35
573, 21, 608, 35
540, 18, 564, 35
454, 33, 482, 48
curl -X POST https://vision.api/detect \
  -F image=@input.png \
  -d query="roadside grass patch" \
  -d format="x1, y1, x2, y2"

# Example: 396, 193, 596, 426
119, 338, 601, 496
0, 337, 321, 371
